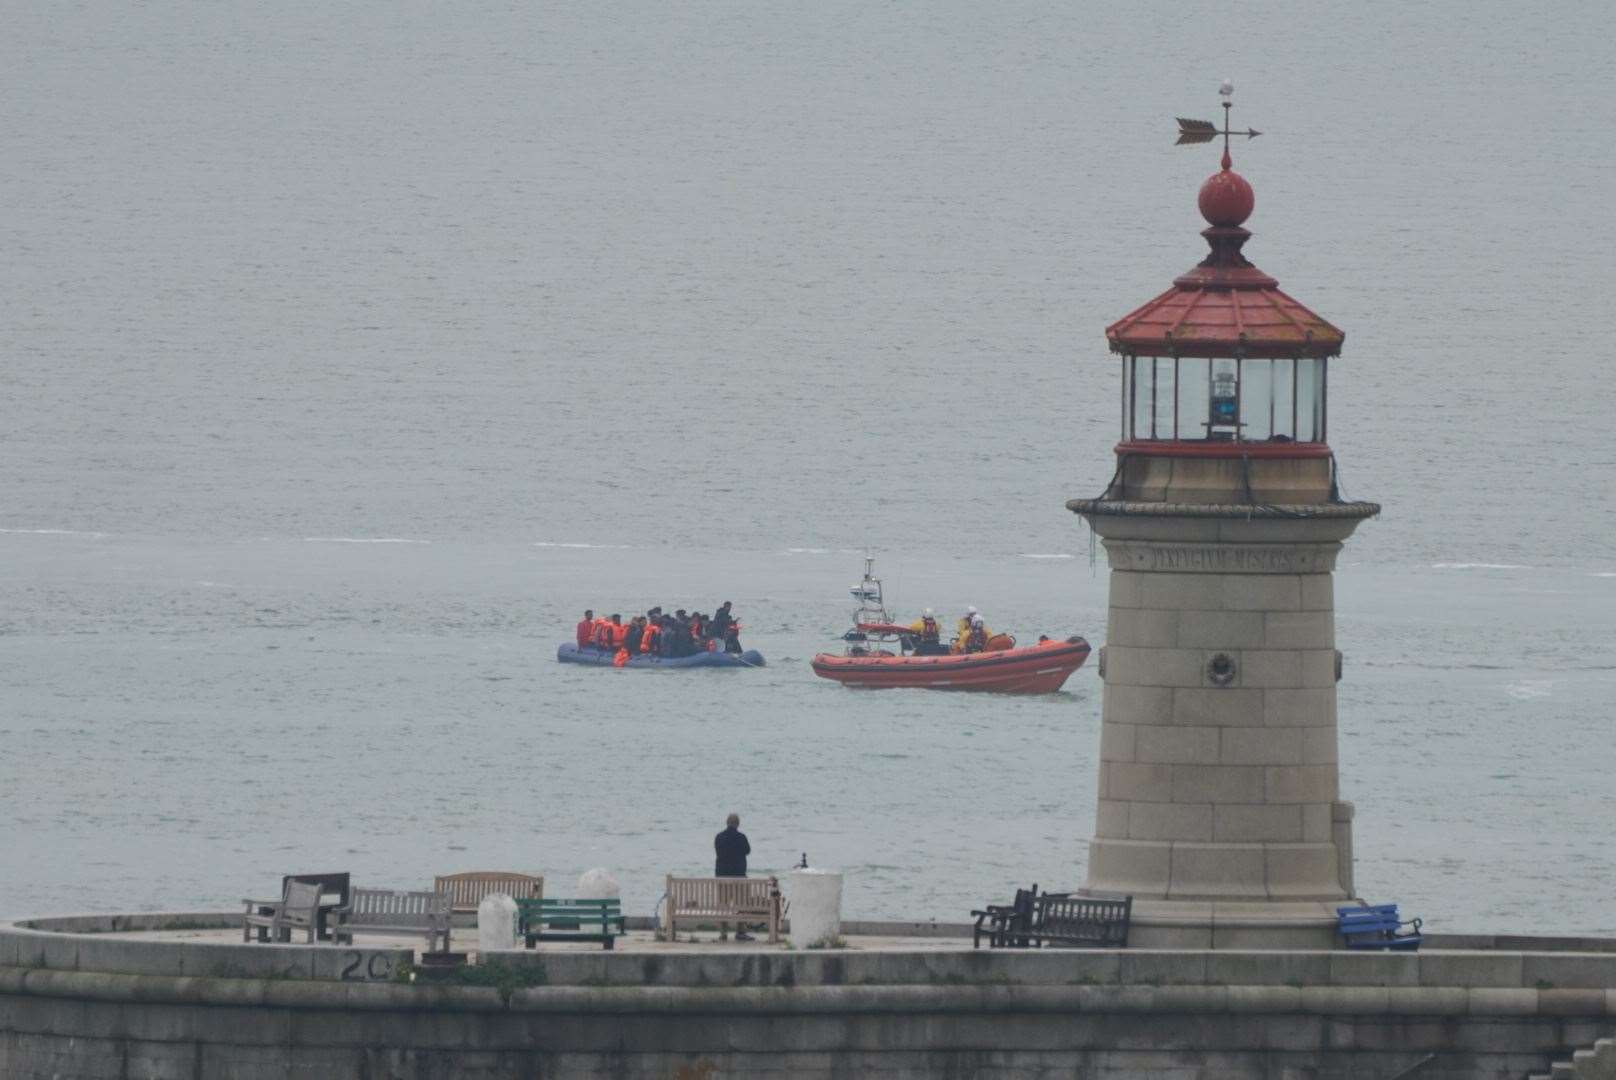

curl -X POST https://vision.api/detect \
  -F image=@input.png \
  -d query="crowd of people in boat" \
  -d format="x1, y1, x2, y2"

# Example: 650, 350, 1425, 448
574, 601, 745, 659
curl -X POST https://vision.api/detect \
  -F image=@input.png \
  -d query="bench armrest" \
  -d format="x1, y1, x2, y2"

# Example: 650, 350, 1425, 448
243, 897, 284, 908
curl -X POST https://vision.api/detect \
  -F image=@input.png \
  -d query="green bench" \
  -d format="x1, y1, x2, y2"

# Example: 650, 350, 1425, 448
516, 897, 625, 950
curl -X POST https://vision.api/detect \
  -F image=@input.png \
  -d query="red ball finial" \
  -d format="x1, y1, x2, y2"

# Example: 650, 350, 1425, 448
1198, 156, 1254, 227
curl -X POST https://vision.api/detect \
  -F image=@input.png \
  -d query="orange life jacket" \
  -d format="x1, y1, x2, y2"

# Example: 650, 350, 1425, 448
640, 624, 660, 653
592, 619, 612, 648
609, 622, 628, 647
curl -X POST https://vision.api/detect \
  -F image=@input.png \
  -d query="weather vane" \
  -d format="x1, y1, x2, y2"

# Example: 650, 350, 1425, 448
1175, 80, 1260, 153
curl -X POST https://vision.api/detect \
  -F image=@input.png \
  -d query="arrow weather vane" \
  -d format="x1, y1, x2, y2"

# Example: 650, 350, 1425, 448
1176, 79, 1261, 153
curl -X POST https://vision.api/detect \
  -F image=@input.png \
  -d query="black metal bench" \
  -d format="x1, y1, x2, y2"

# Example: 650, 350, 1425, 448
971, 884, 1040, 949
1030, 894, 1131, 948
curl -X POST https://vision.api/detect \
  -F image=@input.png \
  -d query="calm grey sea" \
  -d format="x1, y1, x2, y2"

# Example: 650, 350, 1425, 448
2, 2, 1613, 932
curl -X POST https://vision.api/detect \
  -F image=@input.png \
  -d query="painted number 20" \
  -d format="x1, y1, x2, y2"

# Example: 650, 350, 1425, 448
340, 951, 394, 981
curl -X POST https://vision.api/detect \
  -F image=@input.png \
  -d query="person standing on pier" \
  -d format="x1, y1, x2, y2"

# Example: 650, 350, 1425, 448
714, 813, 754, 940
715, 813, 749, 877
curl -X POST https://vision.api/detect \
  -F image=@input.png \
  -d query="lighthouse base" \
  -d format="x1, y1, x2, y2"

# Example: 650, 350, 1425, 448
1085, 832, 1350, 904
1087, 896, 1353, 950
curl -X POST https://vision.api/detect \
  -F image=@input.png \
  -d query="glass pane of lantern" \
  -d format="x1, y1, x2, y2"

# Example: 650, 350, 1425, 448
1209, 359, 1239, 438
1132, 356, 1151, 439
1177, 358, 1209, 439
1272, 358, 1295, 439
1241, 360, 1273, 441
1153, 358, 1175, 439
1296, 358, 1320, 441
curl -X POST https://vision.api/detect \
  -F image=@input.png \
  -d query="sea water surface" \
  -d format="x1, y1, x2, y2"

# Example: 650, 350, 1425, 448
2, 1, 1614, 931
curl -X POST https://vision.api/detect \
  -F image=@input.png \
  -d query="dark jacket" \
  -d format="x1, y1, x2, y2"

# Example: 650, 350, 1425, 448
623, 623, 643, 656
669, 622, 696, 658
714, 826, 749, 877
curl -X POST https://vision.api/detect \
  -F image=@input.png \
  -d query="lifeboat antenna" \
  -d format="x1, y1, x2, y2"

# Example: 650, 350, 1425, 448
848, 554, 891, 626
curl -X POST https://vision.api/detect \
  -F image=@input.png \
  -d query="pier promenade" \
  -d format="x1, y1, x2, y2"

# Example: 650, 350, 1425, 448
4, 909, 1616, 1078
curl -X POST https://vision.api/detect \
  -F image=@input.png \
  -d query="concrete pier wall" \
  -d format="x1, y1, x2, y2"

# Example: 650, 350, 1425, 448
3, 916, 1616, 1078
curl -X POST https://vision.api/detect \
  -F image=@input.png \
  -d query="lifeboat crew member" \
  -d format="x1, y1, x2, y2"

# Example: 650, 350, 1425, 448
576, 610, 595, 650
908, 608, 947, 656
961, 614, 991, 654
953, 606, 979, 650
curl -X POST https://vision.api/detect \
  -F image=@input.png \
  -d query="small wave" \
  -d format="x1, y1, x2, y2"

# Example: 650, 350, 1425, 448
1505, 680, 1553, 700
305, 537, 430, 544
0, 527, 110, 538
1592, 572, 1616, 578
1019, 553, 1074, 560
780, 547, 830, 554
534, 541, 632, 550
1431, 562, 1529, 570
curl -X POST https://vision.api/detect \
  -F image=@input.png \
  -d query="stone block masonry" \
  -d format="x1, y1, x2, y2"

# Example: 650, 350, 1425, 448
4, 915, 1616, 1079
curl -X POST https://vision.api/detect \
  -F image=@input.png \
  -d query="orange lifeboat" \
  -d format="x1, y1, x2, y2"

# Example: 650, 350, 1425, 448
810, 558, 1091, 693
811, 634, 1090, 693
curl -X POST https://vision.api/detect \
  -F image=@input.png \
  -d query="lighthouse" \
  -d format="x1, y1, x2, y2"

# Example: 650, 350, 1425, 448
1068, 86, 1380, 946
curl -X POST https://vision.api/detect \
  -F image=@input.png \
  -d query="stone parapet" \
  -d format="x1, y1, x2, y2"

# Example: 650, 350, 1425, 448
6, 915, 1616, 1078
4, 963, 1615, 1012
4, 934, 1616, 1079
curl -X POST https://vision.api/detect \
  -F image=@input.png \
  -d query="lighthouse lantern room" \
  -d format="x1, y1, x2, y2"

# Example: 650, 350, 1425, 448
1097, 83, 1353, 507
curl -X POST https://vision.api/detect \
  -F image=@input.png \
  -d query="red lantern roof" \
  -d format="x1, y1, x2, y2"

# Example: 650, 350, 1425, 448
1106, 151, 1343, 360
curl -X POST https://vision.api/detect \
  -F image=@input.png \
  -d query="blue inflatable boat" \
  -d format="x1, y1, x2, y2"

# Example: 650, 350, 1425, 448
557, 643, 765, 669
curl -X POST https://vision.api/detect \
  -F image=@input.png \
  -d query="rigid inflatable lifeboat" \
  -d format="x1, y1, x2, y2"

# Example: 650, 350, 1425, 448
557, 643, 765, 669
811, 636, 1090, 693
809, 558, 1090, 694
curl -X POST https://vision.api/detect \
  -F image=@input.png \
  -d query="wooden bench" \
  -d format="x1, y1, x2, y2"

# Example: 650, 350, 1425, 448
242, 880, 324, 944
1029, 894, 1131, 948
665, 875, 781, 943
432, 871, 543, 915
329, 888, 452, 952
971, 884, 1043, 949
516, 898, 625, 950
1337, 903, 1423, 951
283, 872, 349, 940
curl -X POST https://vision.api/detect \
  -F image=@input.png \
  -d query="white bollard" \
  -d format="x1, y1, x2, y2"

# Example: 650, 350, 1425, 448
576, 868, 620, 900
477, 893, 519, 953
787, 869, 843, 949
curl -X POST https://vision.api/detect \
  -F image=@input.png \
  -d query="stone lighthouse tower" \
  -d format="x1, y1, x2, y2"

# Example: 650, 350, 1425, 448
1068, 88, 1380, 947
